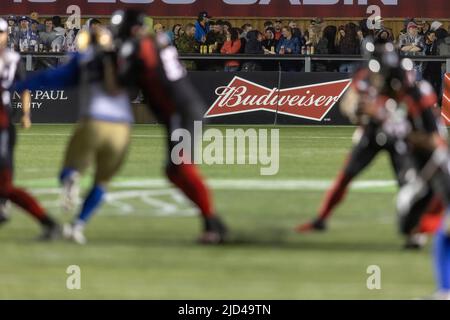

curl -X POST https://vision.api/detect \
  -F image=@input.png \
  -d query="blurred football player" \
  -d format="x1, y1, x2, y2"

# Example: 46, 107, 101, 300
296, 42, 445, 249
14, 27, 132, 244
111, 10, 228, 244
0, 18, 60, 239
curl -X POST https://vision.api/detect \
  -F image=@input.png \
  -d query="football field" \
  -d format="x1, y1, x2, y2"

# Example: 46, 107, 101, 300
0, 124, 436, 299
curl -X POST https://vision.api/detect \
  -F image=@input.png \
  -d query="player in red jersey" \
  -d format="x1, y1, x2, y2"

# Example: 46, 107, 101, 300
111, 10, 227, 244
0, 18, 60, 239
297, 42, 444, 249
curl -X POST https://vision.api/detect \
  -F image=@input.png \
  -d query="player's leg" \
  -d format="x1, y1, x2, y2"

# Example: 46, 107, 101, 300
0, 199, 10, 225
165, 115, 227, 244
0, 121, 17, 225
59, 121, 95, 211
297, 127, 381, 232
0, 125, 60, 239
64, 121, 130, 244
433, 207, 450, 299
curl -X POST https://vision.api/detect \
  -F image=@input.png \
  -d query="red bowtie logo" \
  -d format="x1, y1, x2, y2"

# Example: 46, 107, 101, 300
205, 76, 352, 121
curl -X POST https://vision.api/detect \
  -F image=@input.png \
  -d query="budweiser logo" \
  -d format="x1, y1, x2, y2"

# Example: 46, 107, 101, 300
204, 77, 352, 121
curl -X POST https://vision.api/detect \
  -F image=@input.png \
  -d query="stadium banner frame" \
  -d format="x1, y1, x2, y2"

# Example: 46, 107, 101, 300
11, 72, 447, 126
1, 0, 449, 19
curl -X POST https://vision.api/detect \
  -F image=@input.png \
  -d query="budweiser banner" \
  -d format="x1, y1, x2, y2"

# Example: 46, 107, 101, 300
190, 71, 352, 125
1, 0, 449, 18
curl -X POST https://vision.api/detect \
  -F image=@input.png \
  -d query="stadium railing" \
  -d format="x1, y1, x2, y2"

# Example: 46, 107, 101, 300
20, 53, 450, 73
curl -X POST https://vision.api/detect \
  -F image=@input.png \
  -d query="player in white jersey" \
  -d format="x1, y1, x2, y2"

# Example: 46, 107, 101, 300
0, 18, 61, 239
15, 27, 133, 244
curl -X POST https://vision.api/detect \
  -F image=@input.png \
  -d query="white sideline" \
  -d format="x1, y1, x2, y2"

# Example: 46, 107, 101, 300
31, 178, 396, 193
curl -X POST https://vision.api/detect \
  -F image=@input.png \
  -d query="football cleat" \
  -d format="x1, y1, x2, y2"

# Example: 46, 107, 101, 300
295, 218, 327, 233
0, 200, 10, 226
403, 233, 428, 250
37, 222, 62, 241
63, 223, 87, 245
199, 216, 228, 245
60, 172, 80, 212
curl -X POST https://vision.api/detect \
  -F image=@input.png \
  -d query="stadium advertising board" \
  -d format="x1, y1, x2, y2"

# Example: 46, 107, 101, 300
11, 72, 449, 125
11, 88, 79, 123
443, 73, 450, 125
1, 0, 449, 18
192, 72, 352, 125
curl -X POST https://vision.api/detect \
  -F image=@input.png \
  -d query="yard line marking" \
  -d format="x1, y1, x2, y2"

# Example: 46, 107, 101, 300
111, 178, 396, 190
19, 133, 351, 140
30, 178, 396, 192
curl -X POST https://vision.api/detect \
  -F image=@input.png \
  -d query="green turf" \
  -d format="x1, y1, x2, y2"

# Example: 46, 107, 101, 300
0, 124, 437, 299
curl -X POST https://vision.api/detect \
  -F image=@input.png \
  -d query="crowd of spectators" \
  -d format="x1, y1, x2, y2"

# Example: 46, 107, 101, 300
3, 11, 450, 84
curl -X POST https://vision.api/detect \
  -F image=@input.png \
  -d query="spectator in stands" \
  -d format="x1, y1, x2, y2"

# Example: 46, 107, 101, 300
289, 20, 304, 45
274, 20, 283, 40
242, 30, 264, 71
399, 22, 425, 54
241, 23, 253, 40
30, 12, 44, 32
6, 16, 17, 49
306, 25, 327, 53
277, 26, 301, 72
375, 29, 390, 43
64, 20, 79, 52
176, 23, 199, 71
221, 28, 242, 72
430, 21, 449, 44
423, 30, 442, 100
337, 23, 360, 74
7, 16, 18, 33
169, 24, 182, 44
277, 26, 300, 54
262, 27, 278, 70
52, 15, 66, 50
194, 11, 210, 43
400, 21, 425, 80
418, 21, 431, 36
205, 21, 225, 53
223, 21, 232, 34
153, 23, 164, 34
17, 16, 31, 52
29, 20, 41, 51
264, 21, 273, 30
262, 27, 278, 53
39, 18, 57, 51
306, 25, 328, 71
321, 25, 338, 71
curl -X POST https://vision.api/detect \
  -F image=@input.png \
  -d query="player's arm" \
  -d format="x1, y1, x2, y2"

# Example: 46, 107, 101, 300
20, 90, 31, 129
13, 54, 80, 93
407, 82, 445, 151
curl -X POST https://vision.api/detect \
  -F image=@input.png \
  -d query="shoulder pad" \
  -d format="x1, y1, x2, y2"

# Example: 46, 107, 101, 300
119, 40, 138, 59
4, 49, 20, 65
155, 32, 172, 49
417, 80, 434, 96
417, 80, 437, 107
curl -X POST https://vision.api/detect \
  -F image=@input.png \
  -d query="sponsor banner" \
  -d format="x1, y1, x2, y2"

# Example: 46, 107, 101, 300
191, 71, 352, 125
443, 73, 450, 125
11, 88, 78, 123
1, 0, 449, 19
